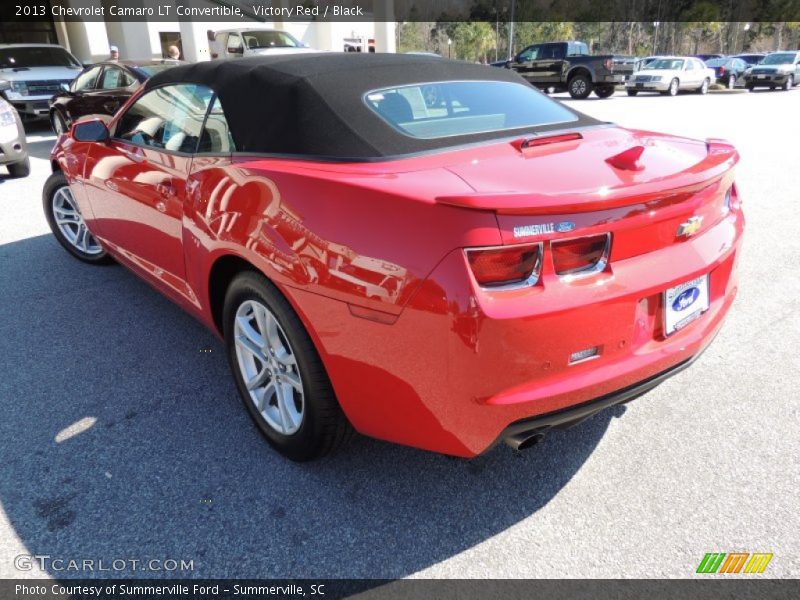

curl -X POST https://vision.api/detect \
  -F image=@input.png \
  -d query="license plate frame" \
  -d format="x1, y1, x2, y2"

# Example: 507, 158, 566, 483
663, 274, 710, 336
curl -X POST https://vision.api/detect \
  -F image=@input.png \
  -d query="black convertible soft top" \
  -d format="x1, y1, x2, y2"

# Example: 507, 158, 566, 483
145, 53, 597, 160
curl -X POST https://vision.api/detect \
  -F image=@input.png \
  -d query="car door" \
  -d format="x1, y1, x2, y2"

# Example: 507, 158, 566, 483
532, 43, 567, 84
92, 65, 137, 116
84, 83, 215, 290
512, 45, 542, 84
683, 59, 700, 88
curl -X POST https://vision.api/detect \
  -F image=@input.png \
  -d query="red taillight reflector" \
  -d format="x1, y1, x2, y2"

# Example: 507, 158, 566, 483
466, 244, 542, 288
552, 234, 611, 277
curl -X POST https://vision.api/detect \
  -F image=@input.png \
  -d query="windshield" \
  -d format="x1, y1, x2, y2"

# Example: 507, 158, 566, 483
0, 46, 80, 69
241, 31, 301, 49
648, 59, 684, 70
761, 53, 796, 65
365, 80, 579, 140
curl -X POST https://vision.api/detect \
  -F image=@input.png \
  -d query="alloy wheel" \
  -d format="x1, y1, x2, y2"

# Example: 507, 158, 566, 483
669, 79, 679, 96
571, 79, 587, 96
728, 75, 736, 89
233, 299, 305, 435
51, 186, 103, 255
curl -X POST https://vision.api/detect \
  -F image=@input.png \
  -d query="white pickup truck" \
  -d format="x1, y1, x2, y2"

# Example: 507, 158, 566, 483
210, 28, 314, 60
0, 44, 82, 119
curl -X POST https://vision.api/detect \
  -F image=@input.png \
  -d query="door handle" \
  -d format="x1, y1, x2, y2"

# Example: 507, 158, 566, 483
156, 182, 175, 197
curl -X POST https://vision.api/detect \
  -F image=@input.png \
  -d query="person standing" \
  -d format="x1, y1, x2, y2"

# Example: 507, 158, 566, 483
108, 45, 119, 61
167, 45, 181, 60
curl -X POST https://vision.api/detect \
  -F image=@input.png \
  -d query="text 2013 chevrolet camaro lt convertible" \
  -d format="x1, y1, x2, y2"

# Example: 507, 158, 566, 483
44, 54, 743, 461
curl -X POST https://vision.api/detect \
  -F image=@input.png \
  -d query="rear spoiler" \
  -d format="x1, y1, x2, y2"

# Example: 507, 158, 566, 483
435, 139, 738, 215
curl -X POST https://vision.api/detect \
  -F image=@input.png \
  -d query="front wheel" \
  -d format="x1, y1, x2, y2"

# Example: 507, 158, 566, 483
568, 74, 593, 99
626, 89, 638, 96
42, 171, 110, 263
51, 110, 68, 135
662, 78, 679, 96
782, 75, 794, 91
223, 271, 354, 461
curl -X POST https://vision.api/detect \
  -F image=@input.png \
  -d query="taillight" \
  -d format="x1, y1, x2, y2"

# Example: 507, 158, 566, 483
719, 66, 726, 75
552, 233, 611, 278
466, 243, 543, 289
725, 184, 741, 211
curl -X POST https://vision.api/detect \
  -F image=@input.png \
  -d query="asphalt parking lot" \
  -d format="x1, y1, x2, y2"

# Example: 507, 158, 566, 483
0, 86, 798, 580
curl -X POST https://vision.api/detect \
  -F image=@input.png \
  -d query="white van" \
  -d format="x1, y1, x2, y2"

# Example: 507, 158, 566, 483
211, 29, 314, 60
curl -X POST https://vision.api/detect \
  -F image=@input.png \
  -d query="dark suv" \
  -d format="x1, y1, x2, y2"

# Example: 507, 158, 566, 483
744, 51, 800, 91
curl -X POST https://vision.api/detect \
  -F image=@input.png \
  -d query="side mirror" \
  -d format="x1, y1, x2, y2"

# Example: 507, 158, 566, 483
72, 119, 109, 143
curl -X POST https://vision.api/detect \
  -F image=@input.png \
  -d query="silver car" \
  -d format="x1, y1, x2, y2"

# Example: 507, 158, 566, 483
0, 95, 29, 177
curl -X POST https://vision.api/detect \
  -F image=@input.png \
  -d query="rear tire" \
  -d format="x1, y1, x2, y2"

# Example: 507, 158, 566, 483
746, 84, 755, 91
727, 74, 736, 89
696, 78, 709, 94
568, 74, 592, 99
223, 271, 354, 461
626, 89, 638, 96
594, 85, 615, 98
7, 157, 30, 178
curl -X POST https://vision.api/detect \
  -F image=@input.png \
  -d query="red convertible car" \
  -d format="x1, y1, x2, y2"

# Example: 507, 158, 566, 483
44, 54, 743, 461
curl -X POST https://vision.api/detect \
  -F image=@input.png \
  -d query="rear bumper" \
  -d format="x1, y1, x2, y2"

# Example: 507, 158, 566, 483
284, 196, 744, 458
498, 350, 703, 450
597, 74, 625, 84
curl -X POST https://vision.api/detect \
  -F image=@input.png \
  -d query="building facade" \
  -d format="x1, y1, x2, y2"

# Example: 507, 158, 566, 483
2, 0, 396, 62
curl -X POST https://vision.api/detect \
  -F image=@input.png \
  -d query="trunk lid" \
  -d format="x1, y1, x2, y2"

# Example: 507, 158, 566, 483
437, 126, 739, 255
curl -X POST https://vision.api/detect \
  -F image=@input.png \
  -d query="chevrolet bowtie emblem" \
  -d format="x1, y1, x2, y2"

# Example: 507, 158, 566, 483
677, 216, 703, 238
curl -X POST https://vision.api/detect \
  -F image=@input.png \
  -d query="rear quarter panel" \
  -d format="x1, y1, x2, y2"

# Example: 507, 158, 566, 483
183, 156, 502, 323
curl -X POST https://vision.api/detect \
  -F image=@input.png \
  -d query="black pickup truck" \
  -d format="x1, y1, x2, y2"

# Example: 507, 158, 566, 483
500, 41, 633, 99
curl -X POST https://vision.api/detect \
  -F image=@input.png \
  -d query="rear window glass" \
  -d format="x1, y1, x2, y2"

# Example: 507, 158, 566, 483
364, 80, 578, 140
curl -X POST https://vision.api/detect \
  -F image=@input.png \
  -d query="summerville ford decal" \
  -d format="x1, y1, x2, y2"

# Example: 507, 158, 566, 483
513, 221, 576, 238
